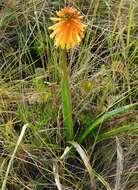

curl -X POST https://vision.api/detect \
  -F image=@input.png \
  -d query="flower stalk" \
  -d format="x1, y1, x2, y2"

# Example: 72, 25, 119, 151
49, 7, 86, 141
60, 50, 73, 141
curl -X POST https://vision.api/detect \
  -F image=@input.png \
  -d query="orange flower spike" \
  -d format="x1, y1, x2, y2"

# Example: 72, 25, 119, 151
49, 7, 86, 49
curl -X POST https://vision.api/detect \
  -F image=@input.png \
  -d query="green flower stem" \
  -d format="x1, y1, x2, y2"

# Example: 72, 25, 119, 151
60, 50, 73, 141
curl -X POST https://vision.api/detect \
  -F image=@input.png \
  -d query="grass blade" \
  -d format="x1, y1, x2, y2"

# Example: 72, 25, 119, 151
70, 141, 112, 190
1, 124, 28, 190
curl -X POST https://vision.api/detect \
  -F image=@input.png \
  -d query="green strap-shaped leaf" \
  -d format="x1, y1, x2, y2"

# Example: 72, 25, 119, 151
78, 103, 138, 143
97, 123, 138, 142
61, 103, 138, 160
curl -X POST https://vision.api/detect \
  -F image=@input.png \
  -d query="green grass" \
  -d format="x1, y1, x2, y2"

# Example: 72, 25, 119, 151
0, 0, 138, 189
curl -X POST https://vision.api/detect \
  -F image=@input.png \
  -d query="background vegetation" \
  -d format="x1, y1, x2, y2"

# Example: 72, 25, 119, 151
0, 0, 138, 189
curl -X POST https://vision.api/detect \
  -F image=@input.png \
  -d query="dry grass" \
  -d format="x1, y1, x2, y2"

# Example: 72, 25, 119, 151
0, 0, 138, 189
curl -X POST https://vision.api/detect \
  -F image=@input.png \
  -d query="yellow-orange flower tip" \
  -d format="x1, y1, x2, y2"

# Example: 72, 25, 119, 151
49, 7, 86, 49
